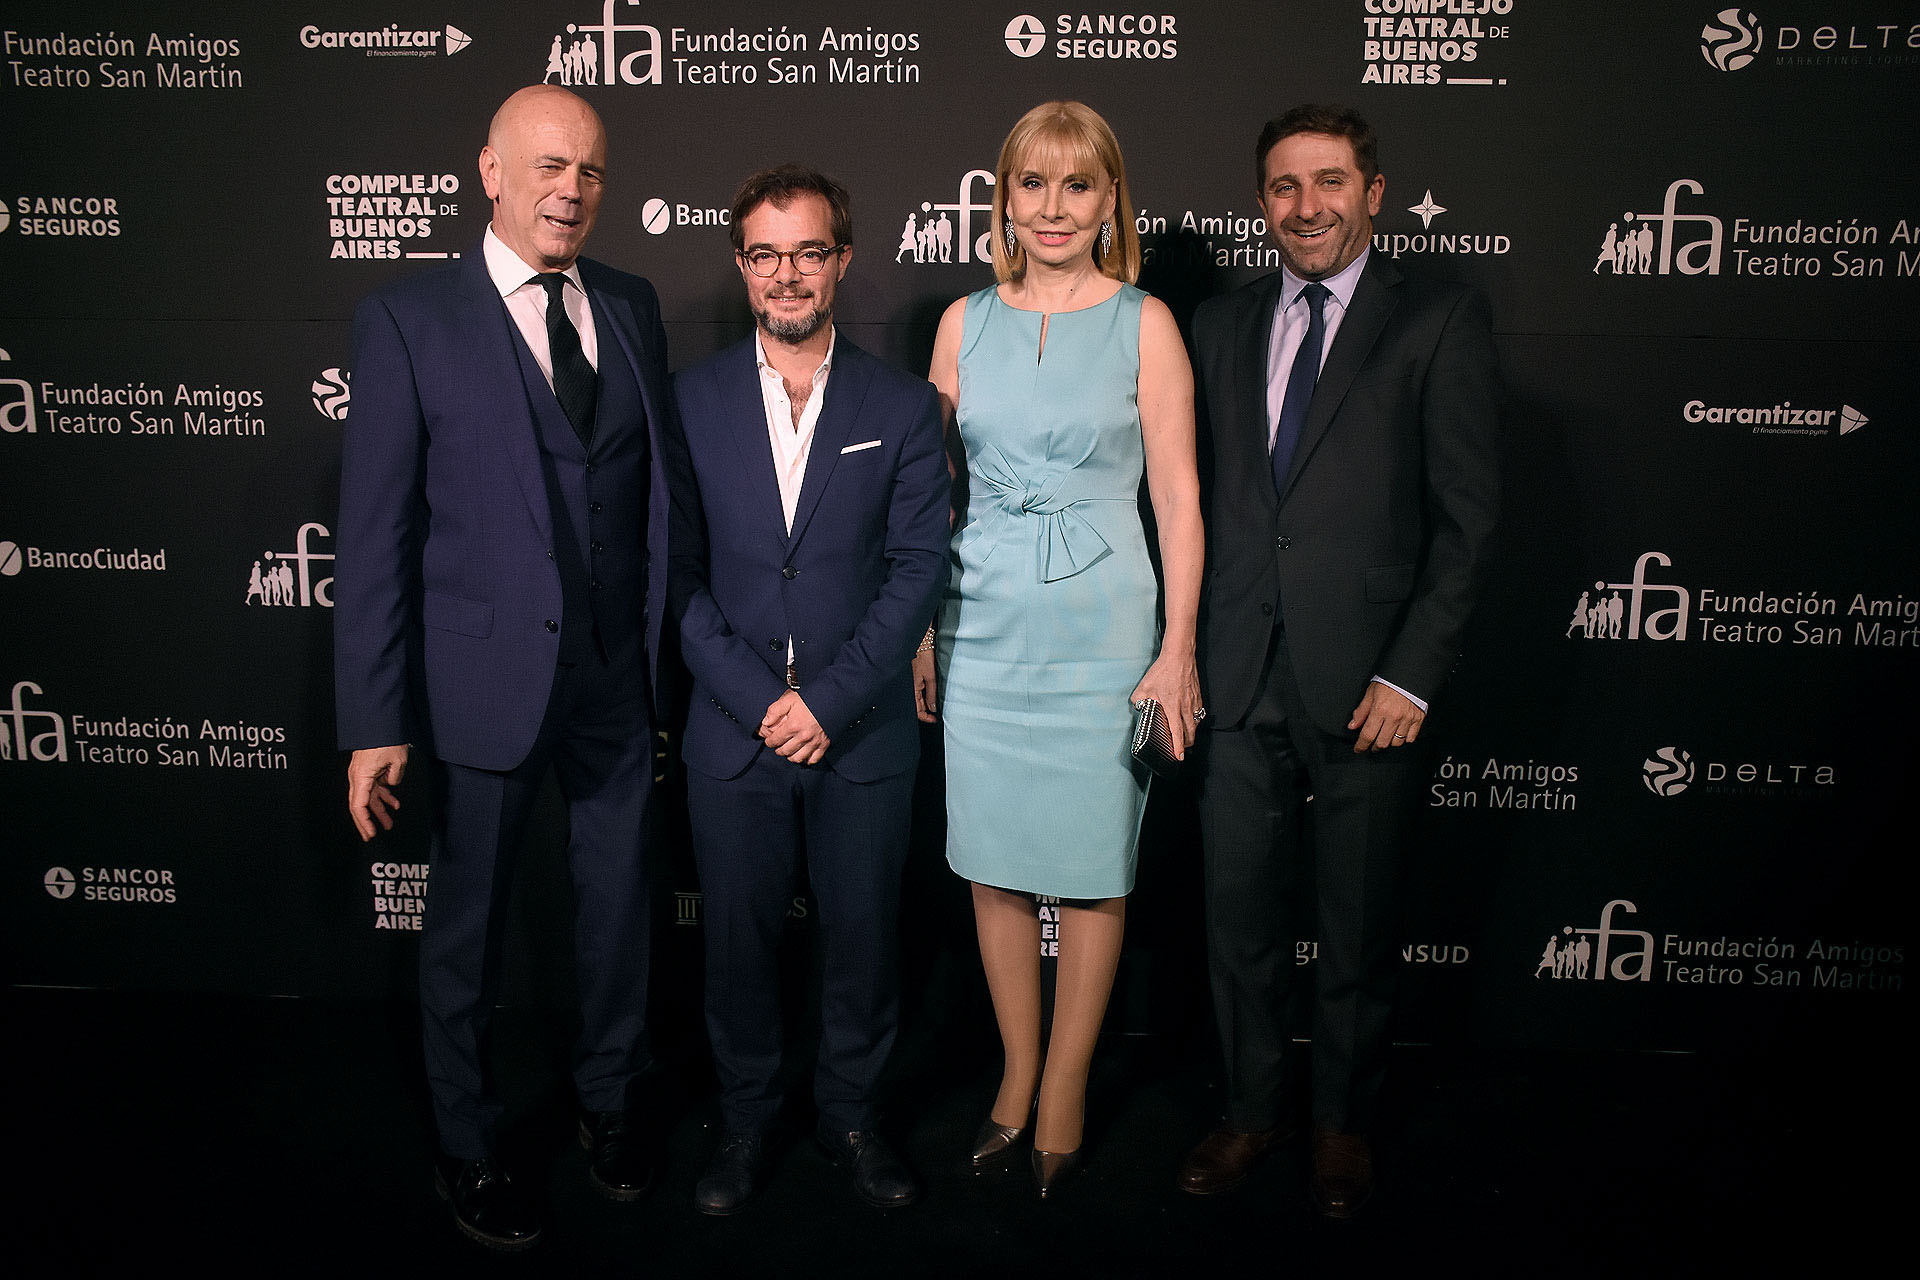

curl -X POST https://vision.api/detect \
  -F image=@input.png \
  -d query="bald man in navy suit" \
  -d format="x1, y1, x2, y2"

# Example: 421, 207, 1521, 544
334, 85, 673, 1250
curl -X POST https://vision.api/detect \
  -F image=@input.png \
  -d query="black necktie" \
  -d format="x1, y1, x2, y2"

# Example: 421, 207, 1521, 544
537, 273, 596, 446
1271, 282, 1329, 498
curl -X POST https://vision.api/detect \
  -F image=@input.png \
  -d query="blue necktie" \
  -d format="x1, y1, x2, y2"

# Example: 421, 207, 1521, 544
537, 273, 597, 446
1271, 282, 1329, 498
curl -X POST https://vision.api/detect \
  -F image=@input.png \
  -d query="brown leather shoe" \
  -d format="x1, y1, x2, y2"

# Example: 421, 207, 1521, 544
1177, 1126, 1290, 1195
1310, 1131, 1373, 1219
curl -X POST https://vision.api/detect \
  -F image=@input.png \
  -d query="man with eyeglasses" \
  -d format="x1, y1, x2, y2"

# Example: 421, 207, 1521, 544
662, 164, 949, 1213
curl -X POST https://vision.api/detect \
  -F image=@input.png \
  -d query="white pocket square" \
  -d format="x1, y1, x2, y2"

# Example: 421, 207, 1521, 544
840, 439, 882, 454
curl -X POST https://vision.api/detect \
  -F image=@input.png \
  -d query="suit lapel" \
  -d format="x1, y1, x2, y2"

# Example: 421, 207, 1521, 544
1237, 275, 1284, 512
1279, 257, 1401, 502
580, 260, 660, 437
713, 340, 791, 544
786, 337, 868, 550
460, 254, 554, 545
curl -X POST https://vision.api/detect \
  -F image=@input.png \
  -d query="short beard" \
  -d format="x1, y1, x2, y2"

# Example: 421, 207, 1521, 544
755, 298, 831, 344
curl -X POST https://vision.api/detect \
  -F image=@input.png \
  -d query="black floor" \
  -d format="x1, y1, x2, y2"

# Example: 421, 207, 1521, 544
10, 985, 1901, 1278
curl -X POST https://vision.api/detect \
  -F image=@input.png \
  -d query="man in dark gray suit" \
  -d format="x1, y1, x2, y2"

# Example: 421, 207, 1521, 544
1181, 104, 1499, 1217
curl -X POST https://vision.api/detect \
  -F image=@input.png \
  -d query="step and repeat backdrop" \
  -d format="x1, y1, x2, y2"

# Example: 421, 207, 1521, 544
4, 1, 1914, 1052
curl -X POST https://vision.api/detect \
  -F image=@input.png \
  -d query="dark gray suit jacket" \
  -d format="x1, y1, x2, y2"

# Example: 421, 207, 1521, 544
1193, 255, 1500, 734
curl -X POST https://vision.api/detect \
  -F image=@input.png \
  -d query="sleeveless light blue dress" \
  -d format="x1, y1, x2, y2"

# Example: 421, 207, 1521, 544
937, 283, 1157, 899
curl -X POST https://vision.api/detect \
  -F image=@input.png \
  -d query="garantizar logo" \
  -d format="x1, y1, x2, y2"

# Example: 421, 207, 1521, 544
2, 680, 68, 762
44, 866, 76, 899
1642, 747, 1695, 796
638, 196, 728, 236
1532, 900, 1654, 982
299, 23, 471, 56
1007, 12, 1179, 60
1004, 15, 1046, 56
539, 1, 663, 85
896, 170, 995, 265
311, 368, 352, 420
1683, 396, 1868, 437
1565, 552, 1690, 642
242, 523, 334, 607
1701, 8, 1763, 70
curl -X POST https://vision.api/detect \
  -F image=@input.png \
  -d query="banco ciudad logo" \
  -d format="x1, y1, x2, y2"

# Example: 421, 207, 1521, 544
1701, 9, 1763, 71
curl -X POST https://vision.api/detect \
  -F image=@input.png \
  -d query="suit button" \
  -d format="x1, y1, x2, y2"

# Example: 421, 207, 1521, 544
782, 566, 797, 580
591, 540, 604, 553
589, 501, 603, 514
769, 638, 781, 650
586, 462, 599, 474
546, 549, 555, 560
590, 580, 601, 591
1261, 603, 1274, 615
545, 620, 559, 633
1276, 536, 1291, 550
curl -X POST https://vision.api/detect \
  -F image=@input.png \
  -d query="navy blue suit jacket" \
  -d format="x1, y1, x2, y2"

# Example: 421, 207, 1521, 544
333, 249, 675, 771
665, 334, 949, 784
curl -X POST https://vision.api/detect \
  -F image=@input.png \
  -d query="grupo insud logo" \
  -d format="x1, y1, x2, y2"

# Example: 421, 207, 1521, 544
1701, 8, 1763, 71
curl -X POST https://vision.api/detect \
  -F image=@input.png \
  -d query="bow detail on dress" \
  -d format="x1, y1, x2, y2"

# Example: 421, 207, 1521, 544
972, 444, 1113, 583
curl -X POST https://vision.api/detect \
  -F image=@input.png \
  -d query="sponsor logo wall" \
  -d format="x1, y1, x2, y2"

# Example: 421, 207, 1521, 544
2, 2, 1912, 1050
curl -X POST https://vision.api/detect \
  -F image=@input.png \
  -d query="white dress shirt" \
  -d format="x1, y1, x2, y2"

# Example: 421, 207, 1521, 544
754, 328, 836, 535
482, 225, 599, 389
1263, 249, 1427, 712
754, 328, 836, 670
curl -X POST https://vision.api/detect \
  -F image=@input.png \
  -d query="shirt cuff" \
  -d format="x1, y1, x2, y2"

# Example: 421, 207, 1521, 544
1369, 676, 1428, 713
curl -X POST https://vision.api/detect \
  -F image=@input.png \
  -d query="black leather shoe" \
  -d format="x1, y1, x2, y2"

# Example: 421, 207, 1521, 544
433, 1155, 542, 1251
969, 1116, 1028, 1171
1310, 1131, 1375, 1220
1031, 1146, 1083, 1200
1177, 1125, 1295, 1195
695, 1132, 766, 1216
579, 1108, 656, 1202
817, 1128, 920, 1208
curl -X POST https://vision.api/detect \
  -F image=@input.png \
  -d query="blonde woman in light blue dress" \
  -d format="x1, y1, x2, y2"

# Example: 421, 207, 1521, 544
914, 100, 1203, 1198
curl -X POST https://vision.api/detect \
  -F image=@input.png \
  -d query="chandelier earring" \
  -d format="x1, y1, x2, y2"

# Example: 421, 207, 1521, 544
1004, 221, 1018, 257
1099, 221, 1113, 257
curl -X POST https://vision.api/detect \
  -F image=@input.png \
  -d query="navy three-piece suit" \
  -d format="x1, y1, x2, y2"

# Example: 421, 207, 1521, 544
333, 247, 674, 1158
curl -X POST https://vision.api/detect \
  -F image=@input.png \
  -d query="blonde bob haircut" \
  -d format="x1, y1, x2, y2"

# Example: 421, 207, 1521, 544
990, 100, 1140, 285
